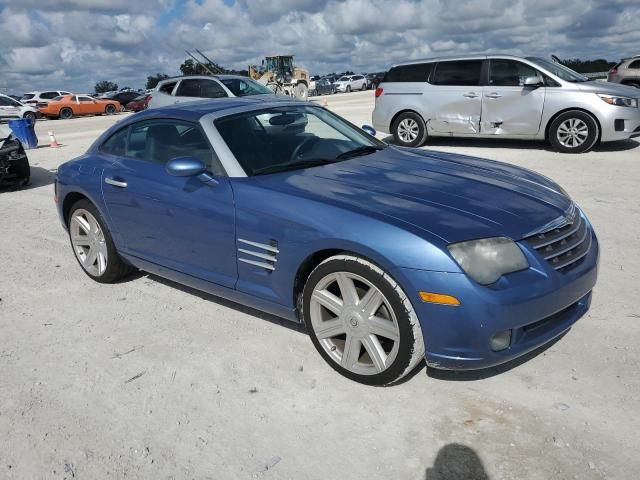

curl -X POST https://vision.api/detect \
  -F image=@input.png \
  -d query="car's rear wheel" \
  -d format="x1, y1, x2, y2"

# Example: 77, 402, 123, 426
68, 199, 135, 283
59, 107, 73, 120
361, 82, 367, 91
549, 111, 599, 153
303, 255, 425, 386
346, 85, 351, 93
105, 104, 117, 115
392, 111, 427, 147
623, 81, 640, 89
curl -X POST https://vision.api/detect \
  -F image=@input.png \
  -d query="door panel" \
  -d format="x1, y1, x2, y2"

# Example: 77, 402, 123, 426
481, 59, 546, 135
426, 60, 483, 135
100, 118, 237, 288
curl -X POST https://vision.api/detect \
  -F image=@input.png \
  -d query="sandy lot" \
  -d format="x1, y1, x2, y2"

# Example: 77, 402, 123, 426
1, 91, 639, 479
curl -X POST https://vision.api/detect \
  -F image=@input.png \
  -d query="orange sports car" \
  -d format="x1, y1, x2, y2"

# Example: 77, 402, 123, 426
38, 95, 120, 120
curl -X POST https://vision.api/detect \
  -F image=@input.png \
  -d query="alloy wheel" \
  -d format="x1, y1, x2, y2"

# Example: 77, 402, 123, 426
309, 271, 400, 375
556, 118, 589, 148
397, 118, 419, 143
70, 209, 108, 276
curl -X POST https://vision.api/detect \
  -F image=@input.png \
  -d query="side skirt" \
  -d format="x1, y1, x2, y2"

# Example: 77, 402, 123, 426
121, 253, 299, 323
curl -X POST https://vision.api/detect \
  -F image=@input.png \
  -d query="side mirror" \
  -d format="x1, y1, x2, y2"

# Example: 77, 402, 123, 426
361, 125, 376, 136
524, 76, 544, 88
166, 157, 207, 177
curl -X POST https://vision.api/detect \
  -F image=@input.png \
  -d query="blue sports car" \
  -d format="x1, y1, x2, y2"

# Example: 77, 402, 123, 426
55, 98, 599, 385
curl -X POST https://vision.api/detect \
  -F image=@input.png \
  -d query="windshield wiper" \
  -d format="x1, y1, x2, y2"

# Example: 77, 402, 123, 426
253, 158, 335, 176
335, 145, 385, 160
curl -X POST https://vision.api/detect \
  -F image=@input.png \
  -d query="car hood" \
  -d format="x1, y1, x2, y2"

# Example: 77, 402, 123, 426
575, 80, 640, 97
256, 147, 573, 244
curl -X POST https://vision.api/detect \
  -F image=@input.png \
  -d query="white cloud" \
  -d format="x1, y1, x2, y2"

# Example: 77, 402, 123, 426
0, 0, 638, 94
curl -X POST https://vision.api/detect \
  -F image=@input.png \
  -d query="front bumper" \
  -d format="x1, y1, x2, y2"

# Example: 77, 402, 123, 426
392, 230, 599, 370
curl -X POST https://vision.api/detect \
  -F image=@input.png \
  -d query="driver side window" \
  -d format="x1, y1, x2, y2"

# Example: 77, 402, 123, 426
489, 60, 540, 87
100, 120, 225, 176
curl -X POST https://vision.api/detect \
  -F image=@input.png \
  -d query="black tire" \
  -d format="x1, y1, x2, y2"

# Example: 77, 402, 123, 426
23, 111, 37, 123
12, 153, 30, 186
623, 81, 640, 89
361, 83, 367, 91
105, 104, 117, 115
59, 107, 73, 120
392, 111, 427, 147
548, 110, 599, 154
302, 254, 425, 386
67, 198, 136, 283
346, 85, 351, 93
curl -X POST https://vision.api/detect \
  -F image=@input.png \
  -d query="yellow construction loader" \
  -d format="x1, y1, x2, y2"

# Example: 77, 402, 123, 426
249, 55, 310, 100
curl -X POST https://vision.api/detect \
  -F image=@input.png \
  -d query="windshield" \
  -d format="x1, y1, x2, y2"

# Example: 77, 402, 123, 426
215, 105, 385, 176
220, 77, 273, 97
526, 57, 589, 82
338, 76, 349, 81
21, 94, 35, 100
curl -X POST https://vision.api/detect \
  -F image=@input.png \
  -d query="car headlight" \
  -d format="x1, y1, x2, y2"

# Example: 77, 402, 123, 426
448, 237, 529, 285
597, 94, 638, 108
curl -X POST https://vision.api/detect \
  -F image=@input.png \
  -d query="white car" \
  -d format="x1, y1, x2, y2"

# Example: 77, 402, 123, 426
20, 90, 72, 106
0, 94, 39, 122
334, 75, 368, 93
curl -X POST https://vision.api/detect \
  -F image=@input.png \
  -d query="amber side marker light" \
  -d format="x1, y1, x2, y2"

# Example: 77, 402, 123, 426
419, 291, 460, 306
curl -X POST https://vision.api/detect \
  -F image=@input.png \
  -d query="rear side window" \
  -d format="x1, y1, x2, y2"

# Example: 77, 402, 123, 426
432, 61, 483, 86
384, 63, 433, 82
176, 79, 227, 99
629, 60, 640, 69
159, 81, 178, 94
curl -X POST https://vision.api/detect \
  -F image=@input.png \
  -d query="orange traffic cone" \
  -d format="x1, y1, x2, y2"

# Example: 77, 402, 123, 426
322, 97, 328, 107
48, 131, 61, 148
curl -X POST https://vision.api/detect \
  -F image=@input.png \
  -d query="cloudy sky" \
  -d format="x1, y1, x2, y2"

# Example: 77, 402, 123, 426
0, 0, 638, 94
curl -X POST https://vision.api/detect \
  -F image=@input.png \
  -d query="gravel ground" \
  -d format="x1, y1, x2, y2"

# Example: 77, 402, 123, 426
1, 91, 639, 479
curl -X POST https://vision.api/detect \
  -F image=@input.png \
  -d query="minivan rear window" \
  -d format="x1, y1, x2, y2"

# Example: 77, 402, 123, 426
432, 60, 483, 86
384, 63, 433, 82
629, 60, 640, 69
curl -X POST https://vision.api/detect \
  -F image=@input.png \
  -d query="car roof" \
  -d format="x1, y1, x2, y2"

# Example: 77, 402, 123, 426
118, 96, 309, 124
390, 53, 533, 68
159, 74, 252, 84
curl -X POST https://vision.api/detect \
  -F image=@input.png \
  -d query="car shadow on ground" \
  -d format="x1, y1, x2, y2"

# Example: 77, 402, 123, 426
425, 332, 567, 382
25, 166, 56, 189
382, 135, 639, 152
139, 272, 307, 334
424, 443, 490, 480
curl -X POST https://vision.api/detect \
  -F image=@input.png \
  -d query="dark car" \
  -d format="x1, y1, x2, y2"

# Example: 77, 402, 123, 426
314, 78, 336, 95
103, 91, 141, 110
125, 94, 151, 112
55, 98, 598, 386
366, 72, 386, 89
0, 126, 30, 189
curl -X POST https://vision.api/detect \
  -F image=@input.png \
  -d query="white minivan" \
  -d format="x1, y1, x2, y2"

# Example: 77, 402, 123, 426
373, 54, 640, 153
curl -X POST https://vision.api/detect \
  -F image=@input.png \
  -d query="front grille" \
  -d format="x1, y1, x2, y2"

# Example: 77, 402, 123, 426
525, 213, 591, 271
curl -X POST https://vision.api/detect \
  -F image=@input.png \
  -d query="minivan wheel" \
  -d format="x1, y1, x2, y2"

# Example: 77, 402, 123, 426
549, 111, 599, 154
392, 112, 427, 147
303, 254, 425, 386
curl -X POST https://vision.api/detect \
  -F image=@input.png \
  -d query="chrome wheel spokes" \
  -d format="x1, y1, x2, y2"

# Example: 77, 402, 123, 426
398, 118, 419, 142
310, 272, 400, 375
70, 209, 108, 276
557, 118, 589, 148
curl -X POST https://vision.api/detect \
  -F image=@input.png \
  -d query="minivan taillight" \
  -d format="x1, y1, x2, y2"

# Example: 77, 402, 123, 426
610, 67, 618, 74
375, 87, 383, 98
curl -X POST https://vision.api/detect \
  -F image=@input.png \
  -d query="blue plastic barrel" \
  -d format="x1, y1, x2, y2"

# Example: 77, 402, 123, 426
8, 118, 38, 149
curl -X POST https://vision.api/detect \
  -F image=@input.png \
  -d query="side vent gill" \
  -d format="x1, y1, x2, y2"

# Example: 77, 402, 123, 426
237, 238, 279, 272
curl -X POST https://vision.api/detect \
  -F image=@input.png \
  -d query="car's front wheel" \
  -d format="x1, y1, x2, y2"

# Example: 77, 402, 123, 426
548, 111, 599, 153
392, 111, 427, 147
303, 254, 425, 386
22, 111, 37, 123
68, 199, 135, 283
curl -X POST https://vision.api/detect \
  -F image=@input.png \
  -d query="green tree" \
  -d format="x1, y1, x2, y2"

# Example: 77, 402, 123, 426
94, 80, 118, 94
146, 73, 170, 89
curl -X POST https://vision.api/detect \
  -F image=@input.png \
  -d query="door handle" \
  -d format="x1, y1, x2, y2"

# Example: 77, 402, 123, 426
463, 92, 479, 98
485, 92, 502, 99
105, 177, 128, 188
